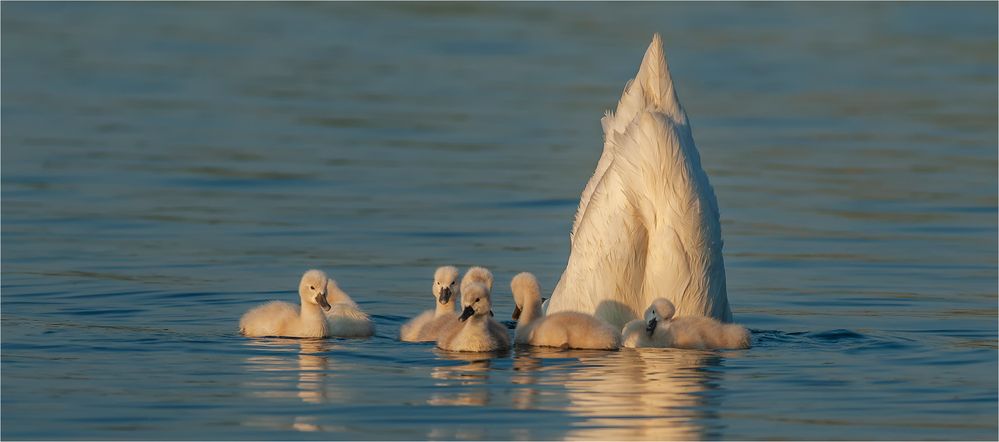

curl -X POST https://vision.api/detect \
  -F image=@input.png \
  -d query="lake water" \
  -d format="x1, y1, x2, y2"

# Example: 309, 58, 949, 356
2, 2, 996, 440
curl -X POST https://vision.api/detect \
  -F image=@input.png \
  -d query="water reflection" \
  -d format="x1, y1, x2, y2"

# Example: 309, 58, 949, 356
566, 349, 722, 440
511, 347, 725, 440
427, 349, 508, 407
242, 339, 337, 432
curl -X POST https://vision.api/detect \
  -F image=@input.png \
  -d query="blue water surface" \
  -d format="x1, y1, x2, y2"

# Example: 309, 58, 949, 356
2, 3, 997, 440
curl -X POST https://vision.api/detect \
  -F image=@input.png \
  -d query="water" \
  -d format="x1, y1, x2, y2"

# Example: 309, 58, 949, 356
2, 2, 996, 440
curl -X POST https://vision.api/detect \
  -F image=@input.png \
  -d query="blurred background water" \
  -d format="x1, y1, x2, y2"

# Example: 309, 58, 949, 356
2, 2, 996, 440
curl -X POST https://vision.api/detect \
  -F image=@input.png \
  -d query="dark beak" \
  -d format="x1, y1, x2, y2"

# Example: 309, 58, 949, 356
316, 293, 332, 312
459, 305, 474, 322
646, 317, 657, 336
438, 286, 452, 305
489, 310, 494, 317
512, 305, 521, 320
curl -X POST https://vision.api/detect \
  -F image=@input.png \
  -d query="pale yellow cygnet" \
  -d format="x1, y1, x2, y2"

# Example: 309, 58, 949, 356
622, 298, 750, 350
436, 282, 510, 352
511, 272, 620, 350
400, 266, 460, 342
239, 269, 333, 338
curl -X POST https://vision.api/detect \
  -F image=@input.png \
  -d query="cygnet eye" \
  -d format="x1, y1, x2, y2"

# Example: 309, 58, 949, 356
310, 285, 315, 290
475, 298, 480, 302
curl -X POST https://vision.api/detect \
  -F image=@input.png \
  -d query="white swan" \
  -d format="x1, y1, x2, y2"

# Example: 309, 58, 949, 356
239, 269, 332, 338
323, 276, 374, 337
622, 298, 750, 350
548, 34, 732, 329
436, 282, 510, 352
400, 266, 460, 342
511, 272, 620, 350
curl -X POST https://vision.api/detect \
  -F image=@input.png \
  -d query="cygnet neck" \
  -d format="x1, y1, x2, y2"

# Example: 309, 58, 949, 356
435, 297, 454, 316
466, 312, 489, 325
518, 297, 544, 327
299, 300, 326, 319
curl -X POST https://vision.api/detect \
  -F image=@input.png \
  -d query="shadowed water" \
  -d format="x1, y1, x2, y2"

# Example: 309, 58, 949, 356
2, 2, 997, 440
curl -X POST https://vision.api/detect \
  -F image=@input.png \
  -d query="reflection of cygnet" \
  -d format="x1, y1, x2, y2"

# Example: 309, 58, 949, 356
437, 283, 510, 352
240, 270, 333, 338
323, 277, 374, 337
511, 272, 620, 350
400, 266, 460, 342
622, 298, 750, 349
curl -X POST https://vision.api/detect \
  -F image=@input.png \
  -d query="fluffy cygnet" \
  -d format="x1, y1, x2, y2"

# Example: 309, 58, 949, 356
622, 298, 751, 350
436, 282, 510, 352
459, 266, 506, 337
323, 277, 375, 337
461, 266, 494, 292
400, 266, 460, 342
240, 269, 333, 338
511, 272, 620, 350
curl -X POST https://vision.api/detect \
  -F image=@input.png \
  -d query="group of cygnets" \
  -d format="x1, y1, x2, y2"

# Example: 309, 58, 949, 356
240, 267, 751, 351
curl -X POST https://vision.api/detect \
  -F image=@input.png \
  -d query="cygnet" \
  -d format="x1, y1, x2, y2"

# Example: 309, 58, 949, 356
436, 282, 510, 352
239, 269, 332, 338
323, 277, 375, 337
459, 266, 506, 337
461, 266, 494, 292
400, 266, 460, 342
622, 298, 751, 350
511, 272, 620, 350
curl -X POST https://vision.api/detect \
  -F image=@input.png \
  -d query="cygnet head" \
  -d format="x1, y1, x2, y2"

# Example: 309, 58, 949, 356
461, 266, 494, 292
458, 282, 492, 322
510, 272, 541, 320
299, 269, 332, 312
643, 298, 676, 336
433, 266, 460, 305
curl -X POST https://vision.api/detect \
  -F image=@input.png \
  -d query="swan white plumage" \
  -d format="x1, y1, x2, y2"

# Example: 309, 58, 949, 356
239, 269, 332, 338
548, 34, 732, 329
400, 266, 460, 342
511, 272, 620, 350
436, 282, 511, 352
323, 276, 374, 337
622, 298, 750, 350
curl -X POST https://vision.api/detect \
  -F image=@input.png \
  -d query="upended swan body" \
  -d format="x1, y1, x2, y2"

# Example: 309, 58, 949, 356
511, 272, 620, 350
400, 266, 460, 342
547, 34, 732, 329
437, 281, 510, 352
240, 269, 333, 338
622, 298, 750, 350
323, 277, 374, 337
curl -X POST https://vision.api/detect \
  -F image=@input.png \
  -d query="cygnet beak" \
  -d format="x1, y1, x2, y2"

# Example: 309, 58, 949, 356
459, 305, 474, 322
315, 293, 331, 312
438, 286, 452, 305
511, 305, 521, 320
489, 310, 494, 317
646, 317, 658, 336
